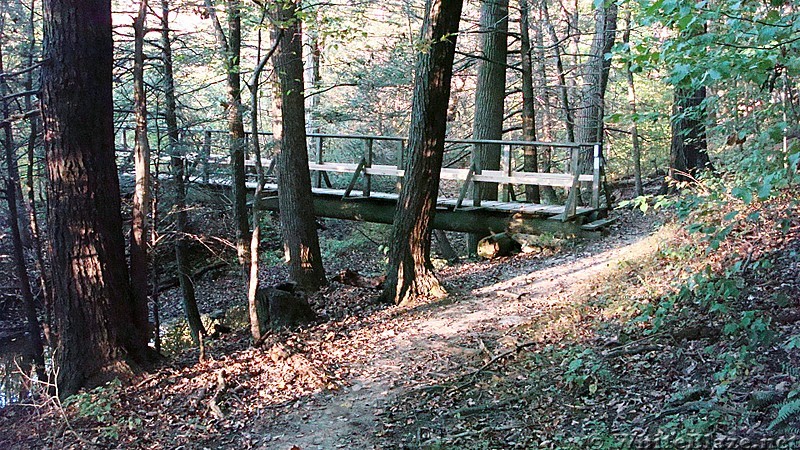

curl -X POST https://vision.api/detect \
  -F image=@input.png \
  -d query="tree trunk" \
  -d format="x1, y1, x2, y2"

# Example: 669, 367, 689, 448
469, 0, 509, 255
41, 0, 151, 397
433, 229, 459, 263
380, 0, 463, 306
518, 0, 539, 204
669, 22, 712, 185
533, 0, 558, 204
225, 0, 250, 274
575, 2, 618, 146
541, 0, 574, 143
204, 0, 250, 274
3, 179, 46, 383
270, 0, 327, 291
571, 1, 617, 208
670, 86, 711, 183
3, 24, 46, 379
0, 13, 32, 250
22, 0, 53, 344
162, 0, 205, 345
622, 11, 643, 196
246, 8, 275, 343
129, 0, 152, 350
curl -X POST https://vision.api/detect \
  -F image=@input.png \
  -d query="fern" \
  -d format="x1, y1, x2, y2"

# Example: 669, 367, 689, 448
782, 362, 800, 379
769, 399, 800, 430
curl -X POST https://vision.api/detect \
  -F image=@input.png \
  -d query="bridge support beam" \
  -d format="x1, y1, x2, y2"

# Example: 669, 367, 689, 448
259, 194, 582, 236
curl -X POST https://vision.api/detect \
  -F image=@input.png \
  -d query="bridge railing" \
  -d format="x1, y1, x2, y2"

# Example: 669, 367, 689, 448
116, 127, 603, 217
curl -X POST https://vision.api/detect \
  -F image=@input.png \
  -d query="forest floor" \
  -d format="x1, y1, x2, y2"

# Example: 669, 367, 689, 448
1, 183, 800, 449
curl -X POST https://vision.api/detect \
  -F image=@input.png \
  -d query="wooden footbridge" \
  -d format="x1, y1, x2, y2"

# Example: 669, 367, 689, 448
117, 129, 610, 236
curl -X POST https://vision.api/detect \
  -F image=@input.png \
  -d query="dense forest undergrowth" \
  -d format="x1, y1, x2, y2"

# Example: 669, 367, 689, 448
1, 180, 798, 448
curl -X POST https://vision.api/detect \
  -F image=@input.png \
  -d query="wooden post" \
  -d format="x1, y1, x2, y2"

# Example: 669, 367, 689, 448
500, 144, 511, 202
563, 144, 580, 220
315, 136, 323, 188
396, 140, 405, 192
592, 143, 601, 209
364, 138, 373, 197
243, 132, 250, 161
473, 143, 482, 207
203, 130, 211, 184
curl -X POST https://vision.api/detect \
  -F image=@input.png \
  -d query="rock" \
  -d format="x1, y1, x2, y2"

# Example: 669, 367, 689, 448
477, 232, 520, 259
256, 284, 318, 333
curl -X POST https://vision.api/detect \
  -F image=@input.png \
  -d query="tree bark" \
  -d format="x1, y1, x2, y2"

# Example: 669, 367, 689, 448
571, 1, 617, 208
380, 0, 463, 306
270, 0, 327, 291
575, 2, 618, 147
41, 0, 151, 397
161, 0, 205, 345
669, 25, 712, 184
469, 0, 509, 254
670, 86, 711, 183
129, 0, 152, 350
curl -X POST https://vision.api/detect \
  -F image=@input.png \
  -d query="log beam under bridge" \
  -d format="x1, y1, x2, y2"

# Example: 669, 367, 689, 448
257, 185, 594, 236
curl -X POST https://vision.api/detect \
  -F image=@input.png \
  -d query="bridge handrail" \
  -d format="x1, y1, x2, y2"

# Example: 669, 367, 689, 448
117, 126, 599, 149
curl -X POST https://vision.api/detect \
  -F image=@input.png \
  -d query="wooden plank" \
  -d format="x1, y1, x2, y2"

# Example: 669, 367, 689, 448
364, 164, 404, 177
364, 138, 373, 197
472, 170, 592, 187
592, 144, 601, 209
581, 217, 617, 231
308, 162, 360, 173
440, 167, 471, 181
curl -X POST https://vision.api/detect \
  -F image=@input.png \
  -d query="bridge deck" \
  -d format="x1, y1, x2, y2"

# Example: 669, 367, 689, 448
236, 180, 596, 218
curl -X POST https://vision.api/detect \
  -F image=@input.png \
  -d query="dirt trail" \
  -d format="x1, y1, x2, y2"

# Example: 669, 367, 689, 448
258, 214, 658, 449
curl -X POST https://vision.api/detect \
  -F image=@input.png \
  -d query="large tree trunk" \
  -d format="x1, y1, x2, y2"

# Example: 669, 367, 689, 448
380, 0, 463, 306
575, 2, 618, 147
162, 0, 205, 345
129, 0, 152, 350
41, 0, 151, 397
271, 0, 327, 291
570, 1, 617, 209
518, 0, 539, 204
469, 0, 508, 255
670, 85, 711, 183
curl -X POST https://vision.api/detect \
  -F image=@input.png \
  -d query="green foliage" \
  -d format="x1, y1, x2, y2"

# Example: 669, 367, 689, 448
62, 379, 141, 439
770, 397, 800, 431
561, 348, 609, 396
